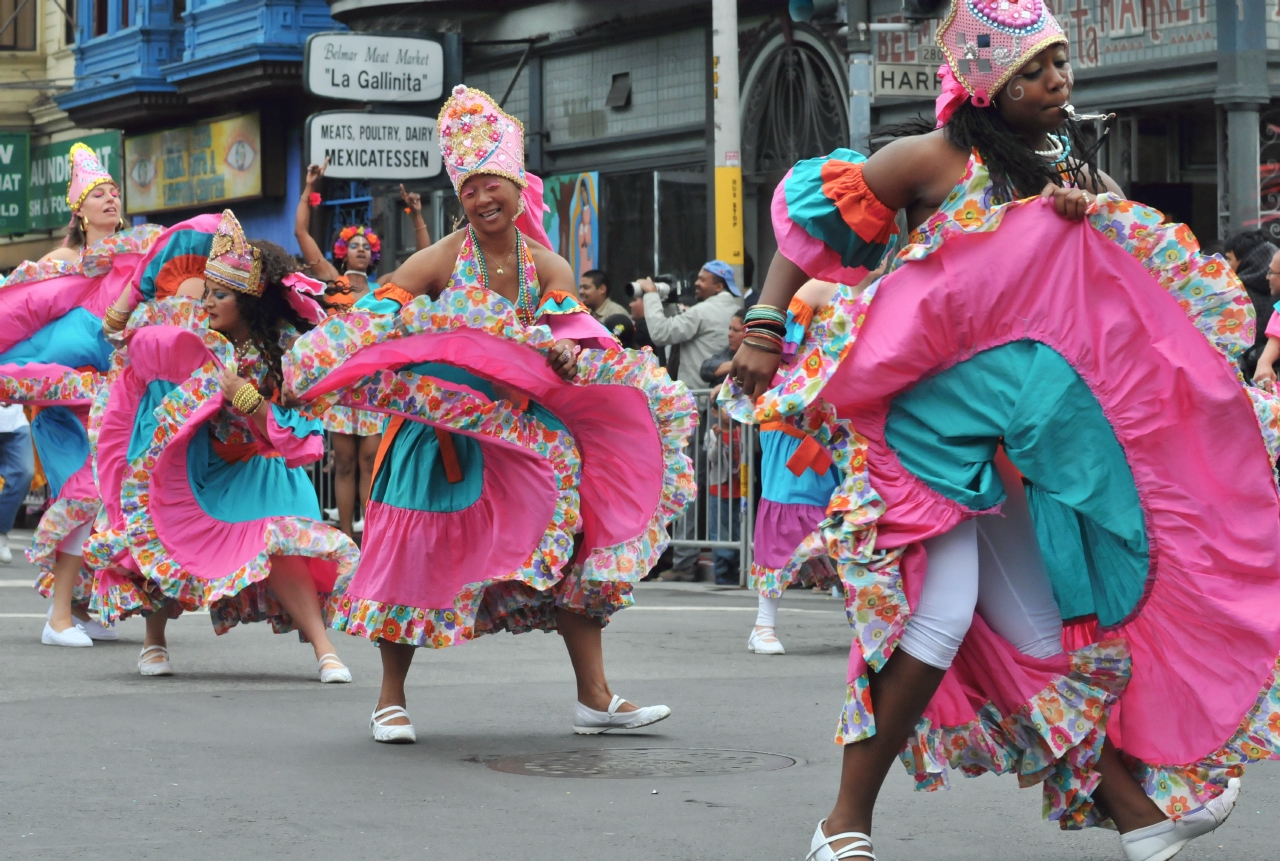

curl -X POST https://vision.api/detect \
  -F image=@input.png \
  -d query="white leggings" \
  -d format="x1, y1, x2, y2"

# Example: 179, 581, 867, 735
897, 457, 1064, 670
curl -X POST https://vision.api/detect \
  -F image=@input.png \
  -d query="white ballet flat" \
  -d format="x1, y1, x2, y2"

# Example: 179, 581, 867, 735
808, 820, 875, 860
138, 645, 173, 676
317, 653, 352, 684
572, 694, 671, 735
748, 626, 786, 655
41, 621, 93, 647
78, 615, 119, 641
370, 705, 416, 744
1121, 778, 1241, 861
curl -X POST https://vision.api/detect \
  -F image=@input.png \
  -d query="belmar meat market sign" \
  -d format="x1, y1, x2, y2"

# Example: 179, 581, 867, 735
305, 33, 444, 103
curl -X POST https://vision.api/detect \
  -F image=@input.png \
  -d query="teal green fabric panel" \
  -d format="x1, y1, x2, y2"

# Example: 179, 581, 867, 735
784, 148, 889, 270
29, 407, 89, 497
137, 229, 213, 300
186, 425, 322, 522
0, 307, 113, 371
370, 421, 484, 513
269, 403, 323, 438
128, 380, 179, 463
885, 340, 1149, 626
353, 291, 405, 315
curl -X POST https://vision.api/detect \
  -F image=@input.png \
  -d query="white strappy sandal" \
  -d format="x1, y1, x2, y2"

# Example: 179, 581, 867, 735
807, 820, 876, 860
317, 653, 352, 683
370, 705, 416, 744
138, 645, 173, 676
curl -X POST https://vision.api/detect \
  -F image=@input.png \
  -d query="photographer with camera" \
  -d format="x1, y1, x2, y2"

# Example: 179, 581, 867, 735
630, 260, 743, 388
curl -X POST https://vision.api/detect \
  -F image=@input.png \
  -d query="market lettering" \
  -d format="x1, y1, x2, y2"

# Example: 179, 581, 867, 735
365, 46, 389, 63
356, 70, 424, 92
323, 43, 357, 62
323, 147, 435, 169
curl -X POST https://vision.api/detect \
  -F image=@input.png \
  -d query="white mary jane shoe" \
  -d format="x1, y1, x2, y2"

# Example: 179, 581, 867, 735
572, 694, 671, 735
138, 645, 173, 676
1121, 778, 1241, 861
370, 705, 416, 744
808, 820, 875, 860
748, 626, 786, 655
41, 621, 93, 647
317, 653, 352, 684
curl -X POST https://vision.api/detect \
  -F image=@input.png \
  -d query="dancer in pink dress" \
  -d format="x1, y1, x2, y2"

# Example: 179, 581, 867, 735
724, 4, 1278, 859
88, 210, 358, 681
286, 85, 695, 743
0, 143, 162, 647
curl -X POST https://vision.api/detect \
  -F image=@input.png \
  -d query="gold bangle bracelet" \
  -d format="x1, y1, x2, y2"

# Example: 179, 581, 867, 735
232, 384, 265, 415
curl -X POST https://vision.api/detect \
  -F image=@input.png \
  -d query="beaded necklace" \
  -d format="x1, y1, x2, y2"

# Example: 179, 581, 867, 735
468, 223, 535, 326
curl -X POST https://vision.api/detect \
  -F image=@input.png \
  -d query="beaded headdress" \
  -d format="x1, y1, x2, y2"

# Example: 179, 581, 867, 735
204, 209, 263, 297
935, 0, 1067, 111
66, 142, 116, 212
438, 84, 527, 193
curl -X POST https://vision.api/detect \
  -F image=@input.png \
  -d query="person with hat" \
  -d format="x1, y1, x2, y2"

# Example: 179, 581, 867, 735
631, 260, 743, 390
283, 84, 694, 744
720, 1, 1274, 858
0, 142, 165, 647
89, 210, 358, 682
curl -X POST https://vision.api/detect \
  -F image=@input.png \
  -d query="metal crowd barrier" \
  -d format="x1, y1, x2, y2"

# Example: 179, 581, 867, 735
666, 388, 757, 586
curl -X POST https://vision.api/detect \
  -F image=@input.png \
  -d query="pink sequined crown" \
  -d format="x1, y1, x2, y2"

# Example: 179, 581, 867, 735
438, 84, 526, 193
66, 142, 115, 212
204, 209, 263, 297
936, 0, 1067, 107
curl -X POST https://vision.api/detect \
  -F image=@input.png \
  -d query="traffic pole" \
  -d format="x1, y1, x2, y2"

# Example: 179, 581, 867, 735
712, 0, 744, 283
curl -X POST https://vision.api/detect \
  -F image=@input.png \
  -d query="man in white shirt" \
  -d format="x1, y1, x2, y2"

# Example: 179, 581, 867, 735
631, 260, 744, 388
0, 404, 35, 564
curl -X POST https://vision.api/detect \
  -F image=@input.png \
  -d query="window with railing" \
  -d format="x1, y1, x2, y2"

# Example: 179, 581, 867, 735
0, 0, 37, 50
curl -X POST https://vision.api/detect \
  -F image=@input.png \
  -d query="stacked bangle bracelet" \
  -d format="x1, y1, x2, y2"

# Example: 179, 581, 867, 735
231, 383, 265, 416
742, 303, 787, 354
102, 304, 130, 333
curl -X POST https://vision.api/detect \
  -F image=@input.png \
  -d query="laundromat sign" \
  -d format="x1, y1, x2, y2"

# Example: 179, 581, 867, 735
304, 33, 444, 103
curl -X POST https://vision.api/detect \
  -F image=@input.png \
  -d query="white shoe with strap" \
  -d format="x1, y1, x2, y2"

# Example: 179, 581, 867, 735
808, 821, 876, 861
370, 705, 416, 744
573, 695, 672, 734
1121, 777, 1241, 861
138, 645, 173, 676
317, 653, 352, 683
748, 626, 786, 655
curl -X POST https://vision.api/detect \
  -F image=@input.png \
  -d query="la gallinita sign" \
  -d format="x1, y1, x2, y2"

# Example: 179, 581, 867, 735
304, 33, 444, 103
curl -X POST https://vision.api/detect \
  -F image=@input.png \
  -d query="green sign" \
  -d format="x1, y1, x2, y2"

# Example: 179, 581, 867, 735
0, 133, 30, 236
28, 131, 122, 232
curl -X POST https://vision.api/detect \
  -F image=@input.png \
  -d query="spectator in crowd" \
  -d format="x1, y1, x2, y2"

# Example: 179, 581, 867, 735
700, 310, 746, 388
602, 313, 636, 349
0, 405, 35, 564
579, 270, 630, 324
631, 260, 743, 388
1224, 229, 1277, 376
704, 402, 742, 585
1254, 248, 1280, 391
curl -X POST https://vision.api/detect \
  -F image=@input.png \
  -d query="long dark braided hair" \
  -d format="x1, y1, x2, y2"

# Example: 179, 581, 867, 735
235, 240, 314, 398
873, 102, 1109, 203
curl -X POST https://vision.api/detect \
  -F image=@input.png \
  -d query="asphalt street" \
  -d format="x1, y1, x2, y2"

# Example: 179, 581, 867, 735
0, 529, 1275, 861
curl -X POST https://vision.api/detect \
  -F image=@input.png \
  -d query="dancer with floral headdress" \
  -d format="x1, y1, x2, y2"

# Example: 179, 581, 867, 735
87, 210, 358, 681
722, 3, 1280, 859
295, 161, 432, 538
0, 143, 163, 647
286, 85, 694, 743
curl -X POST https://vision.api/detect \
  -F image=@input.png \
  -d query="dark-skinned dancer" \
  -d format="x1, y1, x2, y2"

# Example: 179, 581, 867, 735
721, 4, 1278, 860
285, 85, 695, 743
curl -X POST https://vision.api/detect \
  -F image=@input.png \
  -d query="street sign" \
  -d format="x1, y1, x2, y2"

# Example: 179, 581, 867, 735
305, 33, 444, 103
0, 133, 30, 235
874, 63, 941, 98
306, 112, 441, 180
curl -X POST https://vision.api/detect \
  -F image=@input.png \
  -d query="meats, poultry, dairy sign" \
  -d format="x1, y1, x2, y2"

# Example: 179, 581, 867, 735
304, 33, 444, 103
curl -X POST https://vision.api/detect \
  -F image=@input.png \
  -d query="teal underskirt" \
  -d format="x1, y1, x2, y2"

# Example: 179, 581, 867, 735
0, 307, 113, 372
884, 340, 1148, 626
30, 406, 89, 497
132, 380, 320, 523
369, 361, 566, 514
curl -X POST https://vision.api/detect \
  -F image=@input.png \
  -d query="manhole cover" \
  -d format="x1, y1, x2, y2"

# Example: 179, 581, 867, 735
485, 748, 796, 779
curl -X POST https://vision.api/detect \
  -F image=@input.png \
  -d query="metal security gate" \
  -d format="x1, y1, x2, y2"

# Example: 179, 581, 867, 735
666, 389, 757, 586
